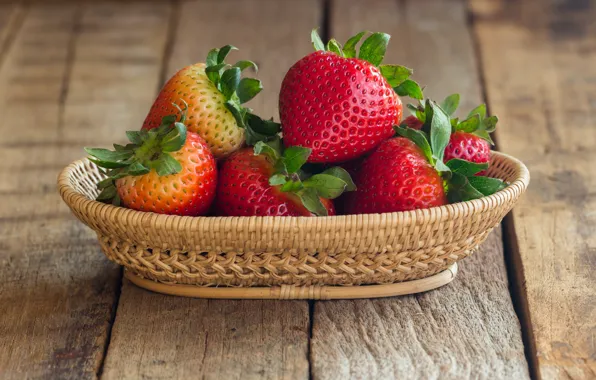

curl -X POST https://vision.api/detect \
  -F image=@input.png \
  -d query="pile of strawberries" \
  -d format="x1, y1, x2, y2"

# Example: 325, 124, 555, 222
86, 30, 505, 217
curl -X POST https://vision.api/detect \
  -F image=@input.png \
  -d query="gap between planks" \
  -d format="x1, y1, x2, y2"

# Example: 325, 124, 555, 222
465, 3, 539, 379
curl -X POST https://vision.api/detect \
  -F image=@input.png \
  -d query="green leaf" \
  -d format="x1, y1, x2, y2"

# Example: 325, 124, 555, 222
311, 28, 325, 51
394, 79, 423, 100
87, 157, 128, 169
160, 122, 186, 152
297, 188, 328, 216
127, 161, 150, 176
154, 153, 182, 176
358, 32, 390, 66
435, 159, 451, 174
395, 126, 433, 164
206, 48, 219, 67
446, 158, 488, 176
474, 129, 495, 145
343, 31, 367, 58
113, 143, 135, 152
467, 176, 507, 196
97, 177, 115, 189
246, 113, 281, 136
379, 64, 412, 87
237, 78, 263, 104
440, 94, 460, 116
303, 173, 347, 199
217, 45, 237, 64
482, 115, 498, 132
205, 63, 227, 86
326, 39, 344, 56
224, 100, 247, 129
220, 67, 241, 99
233, 60, 258, 73
416, 106, 426, 122
269, 174, 286, 186
253, 140, 280, 162
428, 101, 451, 162
450, 117, 459, 128
244, 113, 280, 146
321, 167, 356, 191
282, 146, 311, 174
447, 173, 485, 203
281, 179, 303, 193
85, 148, 133, 162
126, 131, 143, 145
467, 103, 486, 119
457, 114, 480, 133
406, 103, 420, 113
97, 185, 117, 202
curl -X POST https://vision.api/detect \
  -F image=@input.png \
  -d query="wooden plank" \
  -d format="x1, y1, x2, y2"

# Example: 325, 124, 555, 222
471, 0, 596, 378
0, 2, 171, 378
310, 1, 530, 379
101, 1, 320, 379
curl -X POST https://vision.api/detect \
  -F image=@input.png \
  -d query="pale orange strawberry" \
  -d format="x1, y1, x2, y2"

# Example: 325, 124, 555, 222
142, 63, 243, 159
86, 106, 217, 216
142, 46, 279, 159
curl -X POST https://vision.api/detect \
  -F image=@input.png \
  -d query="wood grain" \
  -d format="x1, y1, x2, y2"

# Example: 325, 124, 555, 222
310, 1, 530, 379
0, 2, 171, 378
101, 1, 320, 379
471, 0, 596, 378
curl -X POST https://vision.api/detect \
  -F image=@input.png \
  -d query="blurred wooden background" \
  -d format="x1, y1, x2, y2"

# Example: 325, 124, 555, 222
0, 0, 594, 379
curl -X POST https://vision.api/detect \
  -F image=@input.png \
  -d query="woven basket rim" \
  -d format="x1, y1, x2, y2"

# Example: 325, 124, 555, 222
58, 150, 530, 228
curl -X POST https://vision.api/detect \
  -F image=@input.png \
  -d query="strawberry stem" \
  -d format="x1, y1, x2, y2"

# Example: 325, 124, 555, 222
253, 139, 356, 216
84, 102, 189, 204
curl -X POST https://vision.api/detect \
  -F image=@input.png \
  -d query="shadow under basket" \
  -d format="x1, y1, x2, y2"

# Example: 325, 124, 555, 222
58, 151, 529, 300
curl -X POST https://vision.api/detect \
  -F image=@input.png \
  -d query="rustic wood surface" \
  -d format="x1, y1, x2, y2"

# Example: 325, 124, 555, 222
471, 0, 596, 378
0, 0, 592, 379
0, 3, 127, 379
309, 1, 529, 379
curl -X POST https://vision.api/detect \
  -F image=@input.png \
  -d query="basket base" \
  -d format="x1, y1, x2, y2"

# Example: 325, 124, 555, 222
124, 263, 458, 300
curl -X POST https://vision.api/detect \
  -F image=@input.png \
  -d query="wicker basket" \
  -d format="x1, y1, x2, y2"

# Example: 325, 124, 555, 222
58, 151, 529, 299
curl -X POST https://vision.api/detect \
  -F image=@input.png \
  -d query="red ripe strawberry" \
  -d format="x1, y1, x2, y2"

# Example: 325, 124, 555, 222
404, 96, 496, 176
347, 98, 506, 213
279, 30, 424, 164
444, 131, 490, 175
216, 148, 335, 216
86, 105, 217, 216
116, 132, 216, 215
142, 45, 279, 159
345, 137, 446, 214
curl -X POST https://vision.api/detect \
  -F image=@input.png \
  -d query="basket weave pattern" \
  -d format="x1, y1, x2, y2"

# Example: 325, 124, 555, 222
58, 152, 529, 287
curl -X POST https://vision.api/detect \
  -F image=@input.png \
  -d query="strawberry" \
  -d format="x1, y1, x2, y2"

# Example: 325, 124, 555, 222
86, 104, 217, 216
347, 99, 506, 213
401, 94, 499, 176
279, 30, 424, 164
215, 139, 355, 217
345, 137, 446, 213
444, 131, 491, 174
143, 45, 279, 159
405, 95, 497, 176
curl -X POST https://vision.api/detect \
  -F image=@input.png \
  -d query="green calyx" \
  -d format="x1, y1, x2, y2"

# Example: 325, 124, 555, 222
406, 93, 498, 145
253, 139, 356, 216
395, 98, 506, 202
205, 45, 280, 145
310, 29, 423, 100
84, 102, 189, 205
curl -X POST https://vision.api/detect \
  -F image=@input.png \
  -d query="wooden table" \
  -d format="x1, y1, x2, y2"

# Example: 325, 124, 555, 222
0, 0, 594, 379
